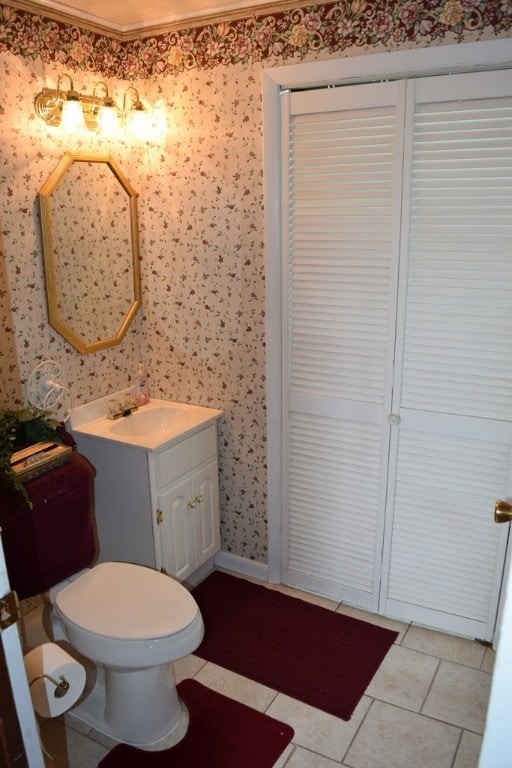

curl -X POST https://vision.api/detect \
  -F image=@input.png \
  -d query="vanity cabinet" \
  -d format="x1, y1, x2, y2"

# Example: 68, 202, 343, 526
71, 418, 221, 582
151, 424, 220, 581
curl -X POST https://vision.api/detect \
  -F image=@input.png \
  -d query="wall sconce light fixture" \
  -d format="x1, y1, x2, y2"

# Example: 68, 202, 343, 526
56, 75, 86, 133
92, 81, 121, 137
34, 75, 162, 142
123, 86, 151, 141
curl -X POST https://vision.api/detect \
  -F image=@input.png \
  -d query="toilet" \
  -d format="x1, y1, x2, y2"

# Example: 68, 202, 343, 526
46, 561, 204, 746
1, 447, 205, 746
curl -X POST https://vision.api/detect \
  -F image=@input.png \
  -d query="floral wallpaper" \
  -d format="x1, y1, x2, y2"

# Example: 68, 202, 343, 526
0, 1, 510, 78
0, 1, 510, 565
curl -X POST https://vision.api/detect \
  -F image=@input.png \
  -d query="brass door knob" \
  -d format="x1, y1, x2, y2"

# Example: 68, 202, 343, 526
494, 500, 512, 524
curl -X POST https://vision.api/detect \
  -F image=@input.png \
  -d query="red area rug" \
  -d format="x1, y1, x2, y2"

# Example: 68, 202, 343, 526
99, 679, 293, 767
192, 570, 398, 721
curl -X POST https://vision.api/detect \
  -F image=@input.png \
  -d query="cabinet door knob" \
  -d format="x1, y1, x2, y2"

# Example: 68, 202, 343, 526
195, 494, 203, 503
187, 499, 197, 508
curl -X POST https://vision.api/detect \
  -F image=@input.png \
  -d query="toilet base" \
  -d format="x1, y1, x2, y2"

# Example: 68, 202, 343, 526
67, 664, 189, 748
105, 662, 181, 744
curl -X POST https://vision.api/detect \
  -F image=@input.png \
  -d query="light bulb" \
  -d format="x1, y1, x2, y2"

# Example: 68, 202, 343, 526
149, 101, 168, 146
60, 97, 85, 133
127, 107, 151, 140
97, 100, 121, 137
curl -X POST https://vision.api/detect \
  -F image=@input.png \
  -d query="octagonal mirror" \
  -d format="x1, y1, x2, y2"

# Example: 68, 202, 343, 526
39, 152, 141, 354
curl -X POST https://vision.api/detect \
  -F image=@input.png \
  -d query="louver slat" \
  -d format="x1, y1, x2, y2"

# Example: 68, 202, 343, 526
289, 107, 396, 405
288, 414, 382, 593
388, 432, 509, 621
401, 100, 512, 421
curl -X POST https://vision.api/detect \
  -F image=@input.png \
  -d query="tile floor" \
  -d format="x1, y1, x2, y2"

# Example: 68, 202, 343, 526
26, 571, 494, 768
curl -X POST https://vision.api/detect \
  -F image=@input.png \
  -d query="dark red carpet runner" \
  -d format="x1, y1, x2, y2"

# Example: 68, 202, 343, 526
192, 570, 398, 721
99, 679, 294, 767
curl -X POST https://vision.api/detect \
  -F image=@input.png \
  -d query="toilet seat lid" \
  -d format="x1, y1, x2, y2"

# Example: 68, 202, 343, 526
55, 562, 199, 640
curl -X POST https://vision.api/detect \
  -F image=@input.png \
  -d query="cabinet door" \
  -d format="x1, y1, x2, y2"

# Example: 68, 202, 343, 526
193, 459, 221, 567
159, 476, 196, 581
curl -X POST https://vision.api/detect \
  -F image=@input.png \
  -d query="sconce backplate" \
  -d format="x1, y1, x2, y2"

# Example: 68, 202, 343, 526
34, 89, 121, 132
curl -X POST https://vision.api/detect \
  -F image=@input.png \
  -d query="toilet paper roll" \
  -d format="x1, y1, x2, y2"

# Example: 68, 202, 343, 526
24, 643, 86, 718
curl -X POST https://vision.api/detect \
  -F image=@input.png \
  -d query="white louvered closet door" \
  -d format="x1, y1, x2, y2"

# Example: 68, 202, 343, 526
283, 82, 406, 609
381, 71, 512, 641
283, 70, 512, 640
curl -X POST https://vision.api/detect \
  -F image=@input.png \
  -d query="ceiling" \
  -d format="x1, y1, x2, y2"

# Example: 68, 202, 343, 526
13, 0, 287, 35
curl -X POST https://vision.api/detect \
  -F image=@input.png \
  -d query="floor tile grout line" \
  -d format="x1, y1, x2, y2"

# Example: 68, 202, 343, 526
450, 729, 466, 768
281, 742, 298, 767
396, 638, 491, 672
341, 696, 378, 767
479, 645, 495, 673
419, 655, 441, 714
398, 621, 414, 646
375, 696, 469, 735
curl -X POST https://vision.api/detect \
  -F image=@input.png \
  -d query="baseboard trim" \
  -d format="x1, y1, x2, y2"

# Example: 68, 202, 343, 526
213, 551, 269, 582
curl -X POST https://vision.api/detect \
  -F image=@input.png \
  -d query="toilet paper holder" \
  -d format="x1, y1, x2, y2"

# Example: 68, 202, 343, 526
29, 672, 70, 699
24, 642, 86, 718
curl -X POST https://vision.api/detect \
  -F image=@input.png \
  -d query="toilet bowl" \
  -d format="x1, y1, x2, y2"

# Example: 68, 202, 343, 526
47, 561, 204, 746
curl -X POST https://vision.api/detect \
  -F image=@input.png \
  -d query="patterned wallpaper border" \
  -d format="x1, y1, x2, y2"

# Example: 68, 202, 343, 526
1, 1, 511, 79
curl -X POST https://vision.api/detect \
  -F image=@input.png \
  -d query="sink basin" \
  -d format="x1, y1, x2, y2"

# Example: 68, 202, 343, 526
69, 396, 223, 452
109, 406, 190, 437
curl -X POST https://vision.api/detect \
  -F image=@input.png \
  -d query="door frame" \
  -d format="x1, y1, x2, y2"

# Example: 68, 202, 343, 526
0, 535, 44, 767
263, 38, 512, 587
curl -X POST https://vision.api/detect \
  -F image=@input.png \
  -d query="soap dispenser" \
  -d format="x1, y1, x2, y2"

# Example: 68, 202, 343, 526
135, 362, 150, 405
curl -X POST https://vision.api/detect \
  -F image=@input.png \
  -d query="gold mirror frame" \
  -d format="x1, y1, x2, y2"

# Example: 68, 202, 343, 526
39, 152, 142, 355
